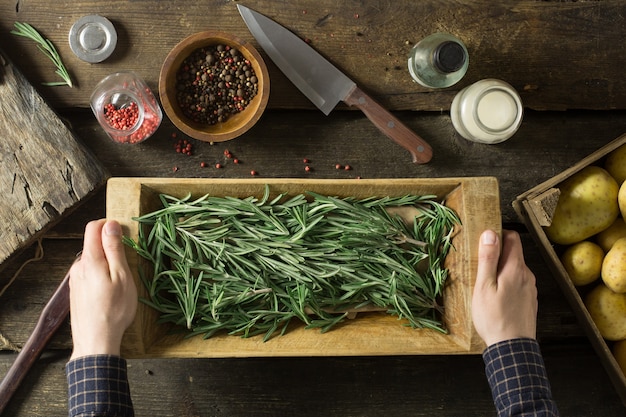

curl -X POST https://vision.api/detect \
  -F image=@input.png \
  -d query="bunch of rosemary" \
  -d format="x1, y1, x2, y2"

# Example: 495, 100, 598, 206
125, 186, 460, 341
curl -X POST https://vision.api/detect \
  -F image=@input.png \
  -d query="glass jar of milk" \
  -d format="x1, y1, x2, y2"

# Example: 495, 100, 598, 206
450, 79, 523, 144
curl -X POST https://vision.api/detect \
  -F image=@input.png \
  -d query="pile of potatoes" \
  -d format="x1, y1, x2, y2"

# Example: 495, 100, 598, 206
546, 143, 626, 375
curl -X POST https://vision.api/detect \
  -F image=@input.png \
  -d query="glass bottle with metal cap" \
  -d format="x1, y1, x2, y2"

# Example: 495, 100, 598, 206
450, 79, 523, 144
408, 33, 469, 88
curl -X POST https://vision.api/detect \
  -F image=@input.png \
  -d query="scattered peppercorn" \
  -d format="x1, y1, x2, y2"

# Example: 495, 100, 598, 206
174, 139, 194, 156
304, 165, 311, 172
215, 163, 222, 169
175, 44, 258, 126
335, 164, 342, 170
344, 165, 352, 171
303, 158, 310, 164
233, 158, 240, 164
200, 161, 207, 168
250, 170, 258, 176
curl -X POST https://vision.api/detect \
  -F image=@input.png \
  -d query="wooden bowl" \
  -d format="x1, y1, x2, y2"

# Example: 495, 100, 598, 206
159, 31, 269, 142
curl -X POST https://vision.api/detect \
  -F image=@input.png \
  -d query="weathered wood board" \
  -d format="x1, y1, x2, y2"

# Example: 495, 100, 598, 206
0, 49, 108, 270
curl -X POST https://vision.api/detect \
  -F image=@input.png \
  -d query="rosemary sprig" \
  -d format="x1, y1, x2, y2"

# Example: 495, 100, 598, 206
125, 186, 461, 341
11, 22, 73, 87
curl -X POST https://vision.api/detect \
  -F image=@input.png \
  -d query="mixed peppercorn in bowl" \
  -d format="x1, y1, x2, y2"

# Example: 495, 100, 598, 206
159, 31, 270, 143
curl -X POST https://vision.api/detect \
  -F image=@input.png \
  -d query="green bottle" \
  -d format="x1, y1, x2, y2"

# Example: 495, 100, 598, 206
408, 33, 468, 88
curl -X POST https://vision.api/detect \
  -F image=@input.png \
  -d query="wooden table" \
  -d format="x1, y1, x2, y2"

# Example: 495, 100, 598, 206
1, 1, 626, 415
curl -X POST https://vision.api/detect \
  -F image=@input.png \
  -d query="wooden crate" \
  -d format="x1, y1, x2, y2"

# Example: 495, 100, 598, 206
514, 133, 626, 406
107, 177, 501, 358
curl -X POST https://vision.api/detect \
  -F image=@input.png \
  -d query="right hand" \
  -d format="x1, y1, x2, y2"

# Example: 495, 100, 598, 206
471, 230, 538, 347
68, 219, 137, 360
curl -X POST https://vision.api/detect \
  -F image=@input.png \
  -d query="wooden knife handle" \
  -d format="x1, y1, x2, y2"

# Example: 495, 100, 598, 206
0, 270, 71, 415
343, 86, 433, 164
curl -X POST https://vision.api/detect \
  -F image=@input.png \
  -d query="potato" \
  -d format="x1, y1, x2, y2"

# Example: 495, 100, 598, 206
596, 217, 626, 252
585, 283, 626, 340
602, 237, 626, 293
605, 143, 626, 185
545, 166, 619, 245
613, 339, 626, 377
620, 181, 626, 219
560, 241, 603, 286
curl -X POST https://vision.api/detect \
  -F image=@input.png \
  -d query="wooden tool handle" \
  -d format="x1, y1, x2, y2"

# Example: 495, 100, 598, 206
0, 270, 71, 414
343, 85, 433, 164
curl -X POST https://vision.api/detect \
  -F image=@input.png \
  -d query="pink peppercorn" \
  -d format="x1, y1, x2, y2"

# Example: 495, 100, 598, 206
93, 72, 162, 144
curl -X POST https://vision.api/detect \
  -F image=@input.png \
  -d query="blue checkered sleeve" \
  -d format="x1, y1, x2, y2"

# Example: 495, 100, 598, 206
483, 338, 559, 417
66, 355, 134, 417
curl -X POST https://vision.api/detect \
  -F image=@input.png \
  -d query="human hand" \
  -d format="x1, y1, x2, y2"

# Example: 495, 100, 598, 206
69, 219, 137, 360
471, 230, 538, 347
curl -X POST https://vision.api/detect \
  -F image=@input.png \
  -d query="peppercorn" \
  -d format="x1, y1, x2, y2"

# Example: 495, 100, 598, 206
174, 139, 193, 156
175, 44, 259, 126
102, 94, 160, 144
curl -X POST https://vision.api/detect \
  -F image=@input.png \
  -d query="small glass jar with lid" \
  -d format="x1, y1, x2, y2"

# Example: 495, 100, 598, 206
90, 72, 162, 144
450, 79, 523, 144
408, 33, 469, 88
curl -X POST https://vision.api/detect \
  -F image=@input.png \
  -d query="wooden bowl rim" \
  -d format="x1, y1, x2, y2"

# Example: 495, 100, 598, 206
159, 31, 270, 142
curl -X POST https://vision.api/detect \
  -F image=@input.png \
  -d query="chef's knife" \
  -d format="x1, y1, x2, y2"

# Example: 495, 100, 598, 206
237, 5, 432, 164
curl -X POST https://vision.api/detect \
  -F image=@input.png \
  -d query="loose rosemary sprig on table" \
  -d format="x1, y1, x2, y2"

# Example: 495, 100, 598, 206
11, 22, 73, 87
125, 186, 460, 341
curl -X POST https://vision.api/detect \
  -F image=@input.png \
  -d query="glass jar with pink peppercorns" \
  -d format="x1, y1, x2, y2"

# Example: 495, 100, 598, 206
90, 72, 162, 144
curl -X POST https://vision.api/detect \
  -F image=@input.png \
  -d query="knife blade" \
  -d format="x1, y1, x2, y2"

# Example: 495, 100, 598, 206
237, 5, 433, 164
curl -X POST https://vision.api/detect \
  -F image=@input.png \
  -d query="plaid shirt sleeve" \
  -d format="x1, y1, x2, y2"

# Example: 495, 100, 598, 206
483, 338, 559, 417
66, 355, 134, 417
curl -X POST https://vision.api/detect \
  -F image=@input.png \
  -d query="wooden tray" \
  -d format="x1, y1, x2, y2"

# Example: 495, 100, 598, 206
106, 177, 501, 358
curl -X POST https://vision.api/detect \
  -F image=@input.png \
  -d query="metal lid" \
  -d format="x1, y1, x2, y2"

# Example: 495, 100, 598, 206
69, 15, 117, 63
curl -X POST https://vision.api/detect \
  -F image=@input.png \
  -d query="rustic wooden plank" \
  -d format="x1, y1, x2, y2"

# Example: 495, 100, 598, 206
0, 49, 108, 271
1, 343, 624, 416
43, 108, 626, 232
1, 0, 626, 111
0, 239, 76, 351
